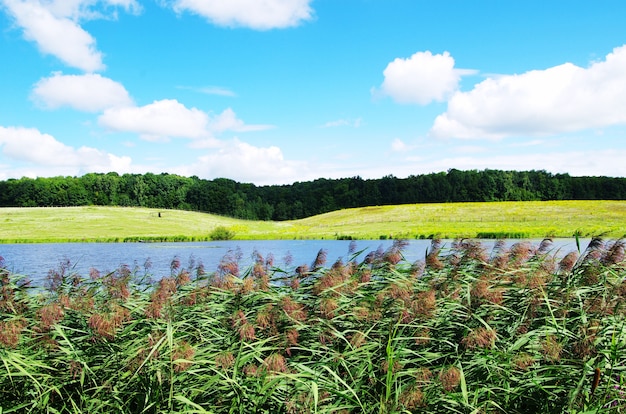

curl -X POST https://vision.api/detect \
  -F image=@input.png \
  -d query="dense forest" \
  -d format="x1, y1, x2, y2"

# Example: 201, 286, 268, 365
1, 169, 625, 221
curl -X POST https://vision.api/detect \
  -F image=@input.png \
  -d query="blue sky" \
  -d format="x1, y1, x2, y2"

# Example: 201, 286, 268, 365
1, 0, 626, 185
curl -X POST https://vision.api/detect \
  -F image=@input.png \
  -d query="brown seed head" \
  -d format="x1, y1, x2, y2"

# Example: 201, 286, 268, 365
399, 385, 426, 410
215, 351, 235, 370
173, 341, 195, 372
264, 353, 288, 373
541, 335, 562, 362
239, 322, 256, 341
439, 366, 461, 392
462, 327, 497, 350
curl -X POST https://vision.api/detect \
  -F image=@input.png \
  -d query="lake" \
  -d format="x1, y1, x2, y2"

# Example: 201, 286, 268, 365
0, 238, 586, 285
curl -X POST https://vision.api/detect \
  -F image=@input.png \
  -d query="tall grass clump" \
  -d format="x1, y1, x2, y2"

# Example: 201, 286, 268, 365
1, 238, 626, 412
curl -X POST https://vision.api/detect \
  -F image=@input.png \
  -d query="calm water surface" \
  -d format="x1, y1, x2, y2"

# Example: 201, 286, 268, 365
0, 238, 586, 285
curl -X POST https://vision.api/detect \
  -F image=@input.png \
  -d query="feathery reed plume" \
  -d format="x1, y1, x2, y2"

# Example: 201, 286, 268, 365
319, 297, 338, 319
252, 257, 269, 291
264, 353, 288, 373
414, 367, 433, 385
176, 269, 191, 287
411, 289, 437, 319
439, 366, 461, 392
349, 331, 366, 349
490, 240, 510, 270
0, 269, 27, 315
411, 260, 426, 278
512, 353, 535, 371
38, 303, 64, 331
256, 304, 276, 331
573, 321, 600, 359
363, 251, 376, 265
399, 385, 426, 410
426, 239, 444, 270
559, 251, 579, 274
89, 267, 101, 280
414, 328, 431, 346
282, 251, 292, 267
537, 238, 554, 255
509, 241, 536, 267
45, 258, 73, 292
88, 303, 130, 340
541, 335, 563, 362
232, 310, 255, 341
456, 239, 489, 264
312, 249, 328, 270
286, 328, 299, 347
0, 318, 27, 348
470, 278, 503, 306
602, 239, 625, 266
173, 341, 195, 372
281, 296, 307, 322
383, 239, 409, 265
103, 267, 131, 300
381, 359, 402, 375
348, 240, 357, 254
145, 277, 177, 319
580, 237, 604, 265
215, 351, 235, 370
461, 327, 497, 350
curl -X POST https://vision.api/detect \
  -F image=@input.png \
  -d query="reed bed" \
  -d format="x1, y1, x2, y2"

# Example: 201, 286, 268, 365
1, 238, 626, 413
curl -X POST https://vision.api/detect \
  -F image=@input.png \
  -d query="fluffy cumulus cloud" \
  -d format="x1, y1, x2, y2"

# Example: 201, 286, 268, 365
0, 126, 132, 174
32, 73, 133, 112
170, 0, 313, 30
2, 0, 140, 72
176, 139, 306, 185
377, 51, 475, 105
431, 45, 626, 139
98, 100, 271, 141
98, 99, 209, 140
210, 108, 273, 133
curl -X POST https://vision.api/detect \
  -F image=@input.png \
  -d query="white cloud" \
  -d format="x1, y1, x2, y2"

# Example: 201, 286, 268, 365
3, 0, 104, 71
376, 51, 475, 105
41, 0, 140, 20
178, 85, 237, 97
391, 138, 414, 152
431, 45, 626, 139
32, 72, 133, 112
0, 126, 133, 175
210, 108, 274, 133
321, 118, 362, 128
170, 0, 313, 30
175, 139, 306, 185
2, 0, 140, 72
98, 100, 272, 141
98, 99, 209, 140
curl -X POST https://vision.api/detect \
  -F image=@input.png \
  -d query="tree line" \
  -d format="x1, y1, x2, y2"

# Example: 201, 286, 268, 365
1, 169, 625, 221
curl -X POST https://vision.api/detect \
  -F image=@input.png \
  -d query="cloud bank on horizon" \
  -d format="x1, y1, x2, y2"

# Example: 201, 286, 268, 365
1, 0, 626, 185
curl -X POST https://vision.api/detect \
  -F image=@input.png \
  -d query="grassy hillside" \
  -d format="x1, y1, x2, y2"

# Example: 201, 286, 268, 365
0, 200, 625, 243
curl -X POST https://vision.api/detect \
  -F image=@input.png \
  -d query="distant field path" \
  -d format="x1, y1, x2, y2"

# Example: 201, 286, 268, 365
0, 200, 624, 243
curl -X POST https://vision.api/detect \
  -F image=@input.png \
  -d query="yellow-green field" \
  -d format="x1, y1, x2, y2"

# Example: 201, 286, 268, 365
0, 200, 625, 243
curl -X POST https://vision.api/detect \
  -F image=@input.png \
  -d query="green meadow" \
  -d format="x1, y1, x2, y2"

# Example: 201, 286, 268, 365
0, 200, 625, 243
